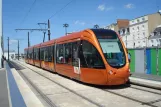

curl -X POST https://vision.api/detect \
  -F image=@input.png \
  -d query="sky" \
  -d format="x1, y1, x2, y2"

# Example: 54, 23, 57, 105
3, 0, 161, 53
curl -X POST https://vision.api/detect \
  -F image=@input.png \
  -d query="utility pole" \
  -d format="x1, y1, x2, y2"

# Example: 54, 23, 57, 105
48, 19, 51, 40
63, 23, 69, 35
18, 40, 19, 60
43, 32, 46, 42
38, 23, 47, 42
7, 37, 9, 61
28, 32, 30, 47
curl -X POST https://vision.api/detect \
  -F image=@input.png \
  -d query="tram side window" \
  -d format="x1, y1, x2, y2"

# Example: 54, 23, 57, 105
40, 48, 44, 61
31, 49, 34, 59
81, 40, 105, 69
64, 43, 72, 64
24, 50, 27, 59
72, 41, 80, 66
34, 49, 36, 60
27, 50, 30, 59
56, 44, 64, 63
44, 47, 48, 61
36, 48, 40, 60
48, 46, 52, 62
52, 45, 55, 61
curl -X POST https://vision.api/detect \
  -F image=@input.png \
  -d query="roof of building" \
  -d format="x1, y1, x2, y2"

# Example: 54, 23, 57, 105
130, 11, 161, 21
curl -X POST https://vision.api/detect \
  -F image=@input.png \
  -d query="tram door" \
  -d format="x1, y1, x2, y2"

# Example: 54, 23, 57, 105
72, 41, 81, 80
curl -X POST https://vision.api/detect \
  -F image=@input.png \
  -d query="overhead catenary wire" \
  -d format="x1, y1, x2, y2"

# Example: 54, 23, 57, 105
20, 0, 37, 25
48, 0, 75, 20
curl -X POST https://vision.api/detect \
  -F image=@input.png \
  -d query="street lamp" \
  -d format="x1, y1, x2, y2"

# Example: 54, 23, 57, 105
63, 23, 69, 35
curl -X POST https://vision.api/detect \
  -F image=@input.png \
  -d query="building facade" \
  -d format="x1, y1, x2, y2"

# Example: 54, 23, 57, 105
149, 25, 161, 46
120, 12, 161, 48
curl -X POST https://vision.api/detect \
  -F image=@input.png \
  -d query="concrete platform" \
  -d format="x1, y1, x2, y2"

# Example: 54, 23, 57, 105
0, 61, 44, 107
129, 73, 161, 90
0, 68, 10, 107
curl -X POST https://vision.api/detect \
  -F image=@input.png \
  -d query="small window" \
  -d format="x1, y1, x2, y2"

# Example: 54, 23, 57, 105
142, 25, 144, 28
127, 28, 129, 33
137, 26, 139, 30
142, 17, 145, 21
137, 19, 140, 23
151, 40, 154, 43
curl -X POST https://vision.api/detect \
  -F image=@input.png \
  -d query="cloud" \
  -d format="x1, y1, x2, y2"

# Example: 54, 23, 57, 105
106, 7, 114, 11
9, 40, 18, 45
98, 4, 105, 11
74, 20, 86, 26
125, 3, 134, 9
98, 4, 114, 11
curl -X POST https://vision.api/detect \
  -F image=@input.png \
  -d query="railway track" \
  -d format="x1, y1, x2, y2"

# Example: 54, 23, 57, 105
9, 61, 103, 107
10, 61, 161, 107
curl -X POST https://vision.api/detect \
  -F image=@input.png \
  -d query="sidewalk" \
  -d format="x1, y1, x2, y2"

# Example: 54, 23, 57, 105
131, 72, 161, 82
129, 73, 161, 89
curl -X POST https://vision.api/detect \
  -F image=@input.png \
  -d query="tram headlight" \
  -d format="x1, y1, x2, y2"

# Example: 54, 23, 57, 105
109, 70, 113, 75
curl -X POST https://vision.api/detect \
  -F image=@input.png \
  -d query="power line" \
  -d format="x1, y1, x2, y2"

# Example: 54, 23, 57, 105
48, 0, 75, 19
20, 0, 37, 25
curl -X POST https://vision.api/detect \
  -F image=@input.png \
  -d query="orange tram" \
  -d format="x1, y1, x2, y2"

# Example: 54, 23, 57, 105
24, 29, 130, 85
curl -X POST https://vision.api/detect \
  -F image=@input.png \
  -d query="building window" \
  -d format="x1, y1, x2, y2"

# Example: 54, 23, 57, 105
137, 26, 139, 31
142, 17, 145, 21
137, 19, 140, 23
127, 28, 129, 33
151, 40, 154, 43
159, 39, 161, 46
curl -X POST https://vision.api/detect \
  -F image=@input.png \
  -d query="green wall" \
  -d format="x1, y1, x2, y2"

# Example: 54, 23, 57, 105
151, 49, 157, 75
129, 50, 135, 72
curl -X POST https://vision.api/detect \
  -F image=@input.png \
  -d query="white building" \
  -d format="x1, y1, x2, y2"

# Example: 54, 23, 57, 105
120, 12, 161, 48
148, 25, 161, 46
4, 50, 16, 60
105, 23, 117, 31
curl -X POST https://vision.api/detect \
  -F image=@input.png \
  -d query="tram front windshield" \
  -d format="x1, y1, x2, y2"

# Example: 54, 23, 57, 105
93, 29, 126, 68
